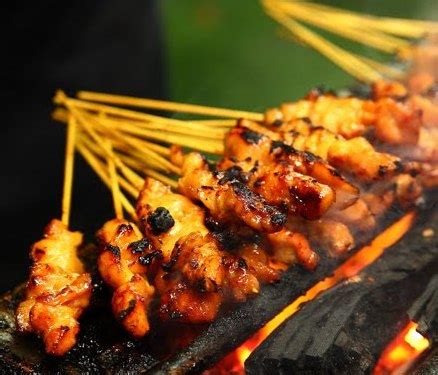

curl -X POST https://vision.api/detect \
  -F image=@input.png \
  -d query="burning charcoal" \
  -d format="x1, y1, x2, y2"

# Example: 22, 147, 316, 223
245, 210, 438, 375
408, 273, 438, 342
0, 199, 436, 374
412, 347, 438, 375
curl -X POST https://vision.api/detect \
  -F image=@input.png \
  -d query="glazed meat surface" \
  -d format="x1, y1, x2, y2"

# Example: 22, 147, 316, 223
217, 157, 335, 220
16, 219, 92, 356
137, 177, 208, 261
264, 89, 421, 145
97, 219, 155, 338
272, 119, 406, 182
224, 123, 359, 208
137, 178, 261, 323
178, 152, 287, 233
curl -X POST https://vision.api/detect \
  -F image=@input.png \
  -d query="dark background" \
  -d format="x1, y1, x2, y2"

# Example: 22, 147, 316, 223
1, 1, 166, 291
1, 0, 437, 291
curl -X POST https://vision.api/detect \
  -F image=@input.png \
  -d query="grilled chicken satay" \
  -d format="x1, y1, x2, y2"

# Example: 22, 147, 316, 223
328, 198, 376, 233
306, 219, 355, 256
217, 157, 335, 220
270, 118, 407, 183
178, 152, 287, 233
137, 178, 260, 323
373, 79, 438, 128
264, 88, 421, 145
224, 123, 359, 208
204, 217, 314, 279
363, 174, 423, 216
372, 80, 438, 183
16, 219, 92, 356
266, 229, 319, 270
137, 177, 209, 262
97, 219, 155, 338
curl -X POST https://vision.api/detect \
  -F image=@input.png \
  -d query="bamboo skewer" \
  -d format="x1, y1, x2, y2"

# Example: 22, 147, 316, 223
76, 110, 181, 174
61, 115, 77, 226
191, 119, 237, 127
55, 97, 181, 193
94, 115, 224, 155
292, 1, 438, 38
265, 4, 383, 83
54, 92, 225, 155
78, 135, 140, 198
118, 153, 178, 188
262, 0, 438, 82
106, 141, 123, 220
76, 140, 136, 219
66, 104, 145, 190
276, 1, 411, 55
77, 91, 264, 121
55, 92, 240, 136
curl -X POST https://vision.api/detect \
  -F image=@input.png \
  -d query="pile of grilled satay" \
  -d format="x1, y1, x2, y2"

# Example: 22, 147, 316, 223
15, 75, 438, 356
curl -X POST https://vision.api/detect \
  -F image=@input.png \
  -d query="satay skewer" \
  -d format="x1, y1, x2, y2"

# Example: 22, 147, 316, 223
94, 141, 156, 339
77, 90, 264, 121
75, 140, 137, 218
106, 141, 123, 220
16, 114, 92, 356
60, 115, 77, 226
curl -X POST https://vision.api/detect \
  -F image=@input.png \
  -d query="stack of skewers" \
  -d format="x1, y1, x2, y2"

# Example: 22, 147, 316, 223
15, 1, 438, 357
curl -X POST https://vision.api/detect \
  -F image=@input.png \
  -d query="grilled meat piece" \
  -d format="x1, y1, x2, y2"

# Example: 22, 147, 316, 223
97, 219, 155, 339
178, 152, 287, 233
328, 198, 376, 233
307, 219, 355, 256
224, 123, 359, 208
16, 219, 92, 356
266, 229, 319, 270
164, 232, 226, 293
272, 119, 406, 183
265, 95, 370, 138
156, 276, 222, 324
362, 174, 423, 217
264, 90, 421, 145
237, 242, 281, 284
218, 157, 335, 220
373, 79, 438, 128
137, 178, 209, 261
138, 178, 261, 323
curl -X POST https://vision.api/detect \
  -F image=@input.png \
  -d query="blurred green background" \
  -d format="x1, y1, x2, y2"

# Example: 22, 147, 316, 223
161, 0, 438, 112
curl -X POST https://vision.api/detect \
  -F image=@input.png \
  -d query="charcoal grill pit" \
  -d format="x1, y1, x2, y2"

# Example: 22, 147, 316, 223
0, 193, 436, 374
245, 208, 438, 374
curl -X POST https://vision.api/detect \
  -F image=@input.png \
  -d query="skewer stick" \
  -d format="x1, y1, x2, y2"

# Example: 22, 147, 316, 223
106, 141, 123, 219
239, 119, 279, 139
78, 134, 139, 198
92, 113, 224, 154
76, 140, 137, 219
191, 119, 237, 127
61, 115, 77, 226
77, 110, 180, 173
66, 104, 145, 189
77, 91, 264, 121
56, 92, 247, 136
291, 1, 438, 37
52, 107, 175, 157
118, 153, 179, 188
264, 3, 382, 82
277, 1, 411, 54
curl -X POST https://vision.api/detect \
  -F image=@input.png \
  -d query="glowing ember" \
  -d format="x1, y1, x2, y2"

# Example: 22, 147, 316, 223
210, 212, 416, 373
373, 321, 430, 374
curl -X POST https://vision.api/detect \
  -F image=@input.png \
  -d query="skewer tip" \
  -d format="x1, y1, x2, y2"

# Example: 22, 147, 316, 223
53, 90, 68, 105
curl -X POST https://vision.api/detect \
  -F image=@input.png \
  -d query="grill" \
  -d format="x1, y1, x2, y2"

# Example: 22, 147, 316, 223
0, 192, 436, 374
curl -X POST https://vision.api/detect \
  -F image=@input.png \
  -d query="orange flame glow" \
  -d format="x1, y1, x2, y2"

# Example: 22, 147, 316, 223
373, 321, 430, 374
210, 212, 416, 373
